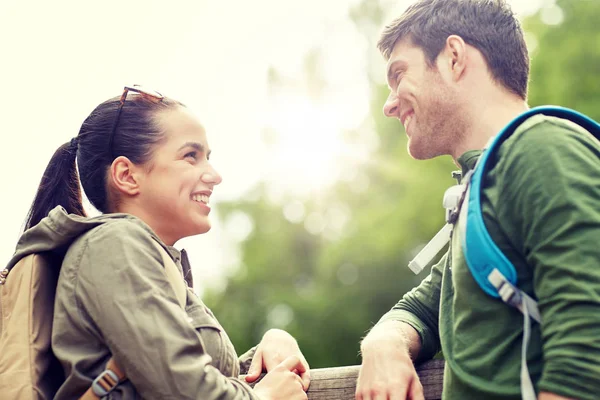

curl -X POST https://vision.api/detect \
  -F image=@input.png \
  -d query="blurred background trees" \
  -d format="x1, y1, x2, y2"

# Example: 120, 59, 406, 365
204, 0, 600, 368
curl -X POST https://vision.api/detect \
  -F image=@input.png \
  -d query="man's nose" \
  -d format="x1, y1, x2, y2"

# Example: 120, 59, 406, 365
383, 92, 400, 118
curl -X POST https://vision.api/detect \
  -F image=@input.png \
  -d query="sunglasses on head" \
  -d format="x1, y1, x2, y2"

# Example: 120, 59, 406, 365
107, 85, 164, 158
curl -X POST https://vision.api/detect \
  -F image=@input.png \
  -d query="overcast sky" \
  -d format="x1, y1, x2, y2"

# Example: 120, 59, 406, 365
1, 0, 545, 293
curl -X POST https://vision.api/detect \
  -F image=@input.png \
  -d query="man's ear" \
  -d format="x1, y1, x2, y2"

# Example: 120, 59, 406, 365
442, 35, 468, 82
109, 156, 142, 197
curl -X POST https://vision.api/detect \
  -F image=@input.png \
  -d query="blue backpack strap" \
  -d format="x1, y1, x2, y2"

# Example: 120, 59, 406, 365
461, 106, 600, 400
462, 106, 600, 298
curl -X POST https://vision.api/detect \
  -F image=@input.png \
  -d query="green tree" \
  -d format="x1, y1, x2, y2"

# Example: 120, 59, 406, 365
205, 0, 600, 369
526, 0, 600, 121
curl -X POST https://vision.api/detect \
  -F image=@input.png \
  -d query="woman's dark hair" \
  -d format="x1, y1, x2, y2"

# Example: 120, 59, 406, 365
24, 92, 183, 230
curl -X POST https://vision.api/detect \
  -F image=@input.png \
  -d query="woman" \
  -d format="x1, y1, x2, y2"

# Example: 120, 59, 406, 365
19, 85, 310, 399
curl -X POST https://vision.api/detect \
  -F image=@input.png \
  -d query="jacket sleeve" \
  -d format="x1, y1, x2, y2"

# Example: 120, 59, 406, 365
74, 221, 260, 400
238, 346, 258, 375
495, 118, 600, 400
376, 252, 446, 362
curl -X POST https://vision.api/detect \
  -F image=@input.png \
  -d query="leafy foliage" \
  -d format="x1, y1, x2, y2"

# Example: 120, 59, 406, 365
205, 0, 600, 368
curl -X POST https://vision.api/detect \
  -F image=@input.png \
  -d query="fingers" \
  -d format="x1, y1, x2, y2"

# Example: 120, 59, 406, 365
256, 359, 308, 400
356, 381, 409, 400
285, 359, 310, 391
293, 372, 305, 388
244, 371, 258, 383
357, 391, 403, 400
244, 350, 264, 383
408, 376, 425, 400
276, 356, 310, 391
381, 375, 423, 400
390, 392, 406, 400
294, 375, 308, 400
294, 357, 311, 391
299, 369, 310, 391
356, 392, 390, 400
280, 355, 306, 374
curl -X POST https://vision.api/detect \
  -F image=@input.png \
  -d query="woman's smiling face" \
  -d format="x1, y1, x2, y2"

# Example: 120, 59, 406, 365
136, 106, 222, 244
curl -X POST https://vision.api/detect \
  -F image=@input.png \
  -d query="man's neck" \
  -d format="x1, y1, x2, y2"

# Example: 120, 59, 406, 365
451, 95, 529, 162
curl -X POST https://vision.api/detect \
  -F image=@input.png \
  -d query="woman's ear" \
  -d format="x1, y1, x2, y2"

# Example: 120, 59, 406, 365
443, 35, 468, 82
109, 156, 141, 197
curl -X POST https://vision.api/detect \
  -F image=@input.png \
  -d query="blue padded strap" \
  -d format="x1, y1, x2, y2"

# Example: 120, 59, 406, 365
462, 106, 600, 297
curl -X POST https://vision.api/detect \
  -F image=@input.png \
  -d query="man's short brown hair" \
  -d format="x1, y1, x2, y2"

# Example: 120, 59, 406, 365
378, 0, 529, 99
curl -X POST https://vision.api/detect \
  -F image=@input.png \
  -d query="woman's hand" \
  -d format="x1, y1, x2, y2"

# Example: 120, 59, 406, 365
245, 329, 310, 390
253, 356, 308, 400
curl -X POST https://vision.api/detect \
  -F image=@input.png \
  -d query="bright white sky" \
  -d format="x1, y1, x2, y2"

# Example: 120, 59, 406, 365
0, 0, 543, 293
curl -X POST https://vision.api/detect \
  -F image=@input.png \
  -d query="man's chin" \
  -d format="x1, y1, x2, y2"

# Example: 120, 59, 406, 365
407, 141, 430, 160
407, 138, 443, 160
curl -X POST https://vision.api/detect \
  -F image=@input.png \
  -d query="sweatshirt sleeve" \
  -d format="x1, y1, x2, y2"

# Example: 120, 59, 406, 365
74, 221, 259, 400
377, 252, 446, 362
495, 117, 600, 400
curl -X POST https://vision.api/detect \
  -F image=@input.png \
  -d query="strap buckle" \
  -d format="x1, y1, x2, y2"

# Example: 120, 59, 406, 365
488, 269, 542, 323
91, 369, 120, 397
488, 269, 520, 307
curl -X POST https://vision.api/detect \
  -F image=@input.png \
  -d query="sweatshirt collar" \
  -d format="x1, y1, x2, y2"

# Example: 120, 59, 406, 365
457, 150, 482, 177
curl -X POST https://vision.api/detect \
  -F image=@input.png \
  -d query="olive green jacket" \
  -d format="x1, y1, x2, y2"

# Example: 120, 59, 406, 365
10, 207, 258, 399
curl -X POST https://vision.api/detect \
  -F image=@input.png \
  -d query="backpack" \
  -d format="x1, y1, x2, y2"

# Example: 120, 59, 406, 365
408, 106, 600, 400
0, 235, 187, 400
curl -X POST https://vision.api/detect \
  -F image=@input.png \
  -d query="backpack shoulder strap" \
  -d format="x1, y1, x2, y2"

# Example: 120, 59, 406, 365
80, 240, 188, 399
462, 106, 600, 299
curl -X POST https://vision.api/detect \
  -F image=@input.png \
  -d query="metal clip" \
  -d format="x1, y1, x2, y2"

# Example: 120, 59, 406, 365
451, 170, 462, 182
443, 185, 466, 224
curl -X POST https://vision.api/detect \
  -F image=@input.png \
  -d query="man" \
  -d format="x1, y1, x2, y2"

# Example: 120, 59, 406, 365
356, 1, 600, 399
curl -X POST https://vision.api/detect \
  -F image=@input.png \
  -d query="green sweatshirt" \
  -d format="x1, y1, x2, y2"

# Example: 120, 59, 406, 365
8, 207, 258, 400
379, 115, 600, 399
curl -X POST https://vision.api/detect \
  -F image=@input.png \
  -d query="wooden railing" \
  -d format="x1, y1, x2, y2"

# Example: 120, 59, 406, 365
244, 359, 444, 399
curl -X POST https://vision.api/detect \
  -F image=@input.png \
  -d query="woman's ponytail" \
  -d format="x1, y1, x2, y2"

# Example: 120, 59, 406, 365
24, 139, 86, 230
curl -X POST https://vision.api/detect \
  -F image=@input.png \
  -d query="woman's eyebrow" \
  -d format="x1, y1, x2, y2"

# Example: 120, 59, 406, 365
178, 142, 205, 152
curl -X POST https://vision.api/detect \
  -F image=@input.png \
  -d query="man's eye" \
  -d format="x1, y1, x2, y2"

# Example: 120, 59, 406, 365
394, 72, 402, 84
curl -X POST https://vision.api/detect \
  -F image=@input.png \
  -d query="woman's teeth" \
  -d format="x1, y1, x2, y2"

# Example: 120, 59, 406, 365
192, 194, 209, 204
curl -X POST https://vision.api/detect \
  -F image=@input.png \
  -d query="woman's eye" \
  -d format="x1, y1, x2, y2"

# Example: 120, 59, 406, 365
184, 151, 197, 161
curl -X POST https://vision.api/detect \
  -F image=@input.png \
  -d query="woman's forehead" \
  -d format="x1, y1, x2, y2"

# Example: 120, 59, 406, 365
155, 107, 208, 145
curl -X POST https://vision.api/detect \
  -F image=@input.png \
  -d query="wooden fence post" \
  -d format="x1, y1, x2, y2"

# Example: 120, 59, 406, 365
243, 359, 444, 400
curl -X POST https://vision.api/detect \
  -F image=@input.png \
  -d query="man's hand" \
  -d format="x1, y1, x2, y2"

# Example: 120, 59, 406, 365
245, 329, 310, 390
356, 321, 424, 400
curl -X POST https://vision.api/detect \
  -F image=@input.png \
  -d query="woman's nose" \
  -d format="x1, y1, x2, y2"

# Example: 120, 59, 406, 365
202, 166, 222, 185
